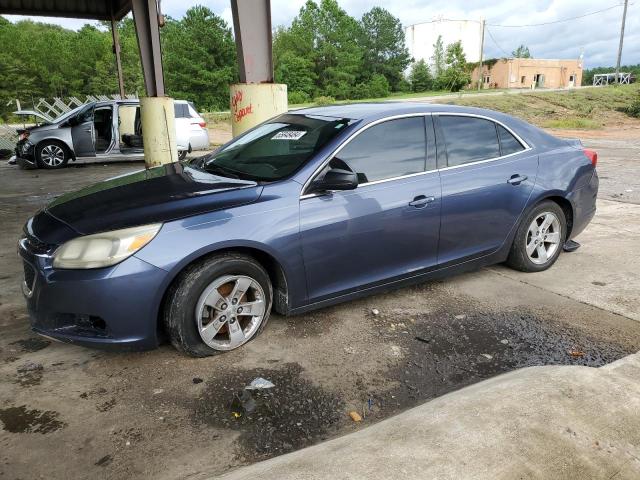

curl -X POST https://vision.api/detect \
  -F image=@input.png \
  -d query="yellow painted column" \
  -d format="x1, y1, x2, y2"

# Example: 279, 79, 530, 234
230, 84, 288, 137
140, 96, 178, 167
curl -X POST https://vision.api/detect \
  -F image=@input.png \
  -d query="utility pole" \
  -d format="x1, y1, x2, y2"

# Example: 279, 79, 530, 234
614, 0, 628, 83
477, 19, 485, 91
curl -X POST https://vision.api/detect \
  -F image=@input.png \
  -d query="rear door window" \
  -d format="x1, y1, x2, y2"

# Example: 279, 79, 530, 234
174, 103, 189, 118
497, 125, 525, 156
336, 117, 427, 183
439, 116, 500, 167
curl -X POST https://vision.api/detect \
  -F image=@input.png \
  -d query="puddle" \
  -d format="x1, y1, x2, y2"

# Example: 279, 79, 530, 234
194, 363, 343, 461
0, 405, 66, 434
370, 310, 633, 412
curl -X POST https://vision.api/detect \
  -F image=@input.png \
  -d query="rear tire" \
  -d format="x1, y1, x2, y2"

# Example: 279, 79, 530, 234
506, 200, 566, 272
178, 150, 187, 161
163, 253, 273, 357
36, 141, 69, 169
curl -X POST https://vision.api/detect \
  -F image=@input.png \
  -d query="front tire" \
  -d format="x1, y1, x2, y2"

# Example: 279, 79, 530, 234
163, 253, 273, 357
506, 200, 566, 272
36, 142, 69, 169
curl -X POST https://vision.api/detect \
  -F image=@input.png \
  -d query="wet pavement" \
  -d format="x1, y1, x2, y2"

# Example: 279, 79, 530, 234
1, 135, 639, 479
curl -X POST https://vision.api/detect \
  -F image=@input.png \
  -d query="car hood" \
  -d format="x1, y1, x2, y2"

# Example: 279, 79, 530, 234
28, 162, 262, 245
22, 123, 57, 134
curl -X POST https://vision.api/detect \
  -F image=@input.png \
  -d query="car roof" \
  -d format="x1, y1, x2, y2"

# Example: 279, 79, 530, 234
290, 102, 562, 149
289, 102, 496, 120
93, 99, 191, 106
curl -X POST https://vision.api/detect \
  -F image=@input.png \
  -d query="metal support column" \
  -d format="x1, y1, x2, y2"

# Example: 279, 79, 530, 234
131, 0, 165, 97
131, 0, 177, 166
110, 16, 125, 98
229, 0, 287, 137
231, 0, 273, 83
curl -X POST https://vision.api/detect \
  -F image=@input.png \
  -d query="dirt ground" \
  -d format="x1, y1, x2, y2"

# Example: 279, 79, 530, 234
1, 129, 639, 479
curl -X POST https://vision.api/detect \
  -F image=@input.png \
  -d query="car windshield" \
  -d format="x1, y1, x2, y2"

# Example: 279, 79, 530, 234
194, 114, 352, 181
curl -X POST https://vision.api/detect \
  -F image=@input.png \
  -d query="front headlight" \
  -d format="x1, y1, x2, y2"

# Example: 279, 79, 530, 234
52, 223, 162, 269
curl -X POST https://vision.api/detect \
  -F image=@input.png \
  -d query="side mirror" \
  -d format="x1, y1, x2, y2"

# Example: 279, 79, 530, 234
312, 168, 358, 192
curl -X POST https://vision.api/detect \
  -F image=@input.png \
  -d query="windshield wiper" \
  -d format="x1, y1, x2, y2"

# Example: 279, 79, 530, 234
205, 164, 241, 179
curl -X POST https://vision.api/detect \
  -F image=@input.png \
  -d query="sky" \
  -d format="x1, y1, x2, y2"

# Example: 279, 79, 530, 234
4, 0, 638, 68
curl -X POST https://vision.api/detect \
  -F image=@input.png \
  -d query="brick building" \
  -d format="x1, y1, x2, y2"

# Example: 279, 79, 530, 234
471, 58, 583, 89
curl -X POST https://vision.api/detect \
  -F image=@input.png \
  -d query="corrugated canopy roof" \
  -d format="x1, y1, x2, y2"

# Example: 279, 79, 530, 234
0, 0, 131, 20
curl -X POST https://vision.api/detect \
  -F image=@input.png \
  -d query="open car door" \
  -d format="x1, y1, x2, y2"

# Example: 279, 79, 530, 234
70, 104, 96, 158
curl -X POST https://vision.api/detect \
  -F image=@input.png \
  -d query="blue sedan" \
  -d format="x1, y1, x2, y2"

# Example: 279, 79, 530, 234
19, 103, 598, 356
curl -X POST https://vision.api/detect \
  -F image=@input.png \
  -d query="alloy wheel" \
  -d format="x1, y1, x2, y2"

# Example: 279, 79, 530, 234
195, 274, 266, 351
525, 212, 561, 265
41, 145, 65, 167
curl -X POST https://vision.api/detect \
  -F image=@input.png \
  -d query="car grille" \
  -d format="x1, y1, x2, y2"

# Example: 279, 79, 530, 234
23, 261, 36, 295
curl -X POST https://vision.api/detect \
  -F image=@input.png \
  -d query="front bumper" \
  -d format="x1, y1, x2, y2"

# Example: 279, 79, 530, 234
15, 140, 37, 168
190, 128, 210, 151
18, 238, 169, 351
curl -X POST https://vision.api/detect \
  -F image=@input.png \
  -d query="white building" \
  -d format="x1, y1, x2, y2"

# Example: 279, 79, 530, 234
405, 18, 482, 66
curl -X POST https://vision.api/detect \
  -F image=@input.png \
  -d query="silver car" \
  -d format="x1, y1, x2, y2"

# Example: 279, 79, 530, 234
14, 99, 210, 169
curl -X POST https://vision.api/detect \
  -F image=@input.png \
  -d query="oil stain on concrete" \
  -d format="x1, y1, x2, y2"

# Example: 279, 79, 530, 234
367, 309, 634, 413
0, 405, 66, 434
14, 361, 44, 387
9, 337, 50, 353
193, 363, 344, 462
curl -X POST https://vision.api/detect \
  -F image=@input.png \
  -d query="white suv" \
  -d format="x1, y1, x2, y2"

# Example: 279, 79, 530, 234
174, 100, 210, 160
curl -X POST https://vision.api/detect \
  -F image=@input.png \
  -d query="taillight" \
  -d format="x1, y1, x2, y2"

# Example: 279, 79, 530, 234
583, 148, 597, 167
191, 121, 207, 128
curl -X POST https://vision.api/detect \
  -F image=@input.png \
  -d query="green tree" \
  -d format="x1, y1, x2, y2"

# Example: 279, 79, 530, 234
161, 6, 237, 110
409, 60, 434, 92
358, 7, 410, 90
275, 0, 364, 100
582, 63, 640, 85
117, 18, 145, 95
431, 35, 445, 80
409, 59, 433, 92
274, 26, 317, 98
512, 44, 531, 58
441, 41, 470, 92
367, 73, 390, 97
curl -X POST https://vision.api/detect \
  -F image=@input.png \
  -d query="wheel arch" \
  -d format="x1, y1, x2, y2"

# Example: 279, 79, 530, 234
156, 245, 291, 338
35, 137, 75, 160
536, 194, 574, 239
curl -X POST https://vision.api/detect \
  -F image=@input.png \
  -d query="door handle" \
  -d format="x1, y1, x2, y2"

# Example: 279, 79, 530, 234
507, 174, 528, 185
409, 195, 436, 208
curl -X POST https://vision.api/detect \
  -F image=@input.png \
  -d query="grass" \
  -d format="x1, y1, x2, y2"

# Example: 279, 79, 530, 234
287, 88, 513, 109
542, 118, 602, 130
203, 83, 640, 131
446, 84, 640, 128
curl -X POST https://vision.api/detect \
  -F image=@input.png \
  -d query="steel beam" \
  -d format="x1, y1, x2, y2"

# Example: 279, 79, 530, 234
131, 0, 165, 97
110, 16, 126, 98
230, 0, 273, 83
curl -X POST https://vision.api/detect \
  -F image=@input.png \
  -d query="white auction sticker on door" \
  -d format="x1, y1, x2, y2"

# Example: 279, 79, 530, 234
272, 131, 307, 140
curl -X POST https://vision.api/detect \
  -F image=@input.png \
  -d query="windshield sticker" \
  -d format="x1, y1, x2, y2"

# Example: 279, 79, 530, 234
272, 131, 307, 140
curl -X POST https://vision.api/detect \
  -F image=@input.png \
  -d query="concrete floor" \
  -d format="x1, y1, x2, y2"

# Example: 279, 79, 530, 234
1, 133, 639, 479
220, 353, 640, 480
